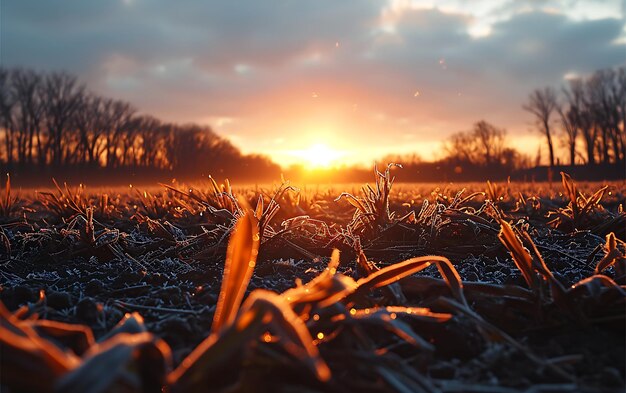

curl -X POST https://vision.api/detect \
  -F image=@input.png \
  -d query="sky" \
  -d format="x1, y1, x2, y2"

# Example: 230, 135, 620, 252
2, 0, 625, 168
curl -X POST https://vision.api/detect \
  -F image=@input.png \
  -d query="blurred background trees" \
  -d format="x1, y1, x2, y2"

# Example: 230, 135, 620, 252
0, 67, 280, 182
0, 65, 623, 184
439, 120, 531, 180
526, 66, 625, 168
524, 87, 558, 167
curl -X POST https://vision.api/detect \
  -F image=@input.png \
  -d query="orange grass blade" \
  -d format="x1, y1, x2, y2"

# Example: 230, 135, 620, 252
356, 255, 467, 306
211, 208, 260, 335
328, 248, 340, 273
335, 192, 367, 213
498, 220, 536, 289
254, 195, 264, 218
595, 233, 624, 274
57, 331, 172, 393
283, 250, 359, 311
4, 173, 10, 212
561, 172, 577, 204
242, 291, 331, 381
0, 303, 79, 392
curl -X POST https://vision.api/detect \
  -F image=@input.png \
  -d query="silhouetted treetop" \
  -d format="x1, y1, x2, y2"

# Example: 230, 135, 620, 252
0, 67, 280, 182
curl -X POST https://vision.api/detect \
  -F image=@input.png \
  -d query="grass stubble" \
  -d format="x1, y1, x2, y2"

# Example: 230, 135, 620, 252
0, 167, 625, 392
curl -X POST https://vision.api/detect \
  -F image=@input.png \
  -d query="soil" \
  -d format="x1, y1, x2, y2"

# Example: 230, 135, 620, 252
1, 180, 625, 392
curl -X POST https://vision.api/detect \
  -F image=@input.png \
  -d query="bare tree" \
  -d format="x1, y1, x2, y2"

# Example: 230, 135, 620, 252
104, 100, 135, 168
135, 115, 163, 167
41, 72, 85, 167
587, 70, 613, 164
445, 120, 507, 166
600, 68, 625, 164
617, 68, 626, 163
560, 67, 626, 166
73, 93, 111, 166
558, 82, 582, 166
473, 120, 506, 166
445, 130, 477, 164
10, 69, 45, 165
562, 78, 596, 165
557, 105, 578, 165
524, 87, 558, 167
0, 68, 16, 165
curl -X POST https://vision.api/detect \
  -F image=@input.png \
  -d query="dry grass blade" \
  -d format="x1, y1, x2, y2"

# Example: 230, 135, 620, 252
0, 303, 79, 392
569, 274, 626, 297
288, 272, 359, 311
1, 329, 76, 392
161, 183, 211, 208
486, 180, 501, 202
581, 185, 608, 217
170, 239, 334, 389
357, 249, 378, 275
1, 226, 11, 254
255, 182, 299, 240
254, 194, 263, 218
401, 276, 535, 301
0, 173, 19, 218
98, 312, 147, 342
335, 192, 367, 213
520, 231, 561, 287
169, 290, 331, 391
455, 190, 485, 207
284, 249, 359, 311
328, 248, 340, 272
161, 177, 243, 220
211, 207, 260, 335
30, 319, 95, 356
349, 306, 452, 350
384, 305, 453, 322
81, 207, 95, 245
594, 232, 625, 275
241, 290, 331, 381
134, 188, 170, 218
334, 163, 402, 237
356, 249, 408, 303
498, 220, 537, 290
561, 172, 577, 205
38, 179, 90, 218
2, 173, 11, 215
4, 173, 9, 209
355, 255, 467, 306
499, 220, 586, 319
56, 331, 172, 393
550, 172, 613, 233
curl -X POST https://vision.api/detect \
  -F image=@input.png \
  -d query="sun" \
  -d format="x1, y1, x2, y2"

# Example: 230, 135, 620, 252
300, 143, 343, 168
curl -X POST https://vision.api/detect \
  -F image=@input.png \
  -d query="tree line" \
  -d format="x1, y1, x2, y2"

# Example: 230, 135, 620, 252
0, 67, 280, 181
442, 66, 625, 171
375, 65, 625, 181
0, 66, 622, 184
443, 120, 532, 171
408, 66, 625, 181
524, 66, 625, 167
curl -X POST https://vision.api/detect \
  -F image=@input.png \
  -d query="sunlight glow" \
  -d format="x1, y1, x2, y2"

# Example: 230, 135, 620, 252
296, 143, 344, 168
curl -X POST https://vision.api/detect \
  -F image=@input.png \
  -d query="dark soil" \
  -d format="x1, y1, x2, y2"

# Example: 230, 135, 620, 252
1, 180, 625, 392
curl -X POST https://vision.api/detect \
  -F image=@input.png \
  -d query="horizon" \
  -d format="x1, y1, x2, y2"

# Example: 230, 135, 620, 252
3, 0, 625, 169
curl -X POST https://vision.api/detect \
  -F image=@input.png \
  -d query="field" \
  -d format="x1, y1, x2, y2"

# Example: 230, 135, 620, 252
1, 167, 625, 393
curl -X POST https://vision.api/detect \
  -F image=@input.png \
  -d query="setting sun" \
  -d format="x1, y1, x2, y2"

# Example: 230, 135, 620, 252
296, 143, 344, 168
2, 2, 625, 392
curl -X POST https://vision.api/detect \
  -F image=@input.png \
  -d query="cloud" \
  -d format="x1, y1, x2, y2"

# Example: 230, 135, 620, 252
2, 1, 625, 165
